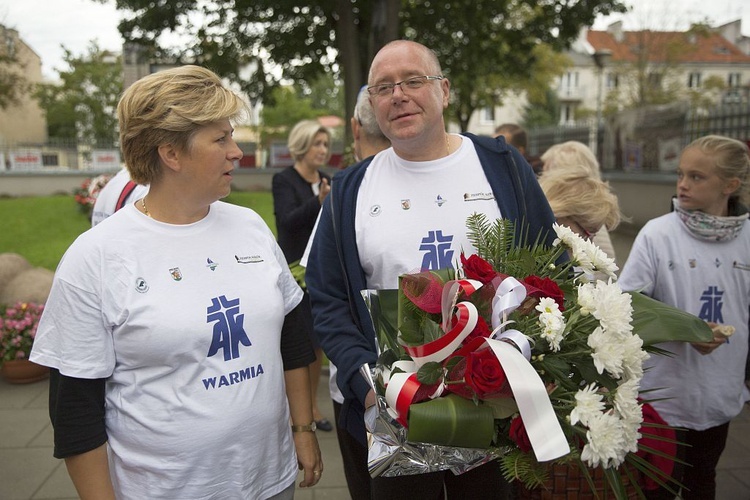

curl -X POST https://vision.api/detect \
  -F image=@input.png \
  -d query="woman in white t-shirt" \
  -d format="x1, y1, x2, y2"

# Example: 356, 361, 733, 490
30, 65, 323, 500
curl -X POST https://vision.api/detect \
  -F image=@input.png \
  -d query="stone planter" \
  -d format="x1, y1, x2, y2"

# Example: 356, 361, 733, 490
0, 359, 50, 384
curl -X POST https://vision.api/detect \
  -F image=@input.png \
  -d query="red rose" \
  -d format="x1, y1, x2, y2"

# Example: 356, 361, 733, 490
461, 254, 497, 284
523, 275, 565, 310
464, 347, 509, 398
465, 315, 492, 344
509, 416, 532, 452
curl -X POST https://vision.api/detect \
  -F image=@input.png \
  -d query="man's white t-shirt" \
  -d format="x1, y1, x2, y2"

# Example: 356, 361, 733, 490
356, 136, 502, 289
32, 202, 303, 499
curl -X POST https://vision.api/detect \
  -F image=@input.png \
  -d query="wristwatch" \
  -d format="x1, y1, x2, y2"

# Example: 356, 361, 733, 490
291, 421, 317, 433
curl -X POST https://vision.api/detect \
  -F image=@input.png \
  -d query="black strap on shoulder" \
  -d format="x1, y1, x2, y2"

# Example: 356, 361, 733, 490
115, 181, 138, 211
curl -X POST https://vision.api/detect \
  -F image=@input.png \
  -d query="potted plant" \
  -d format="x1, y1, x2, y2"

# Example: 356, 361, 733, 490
0, 302, 48, 384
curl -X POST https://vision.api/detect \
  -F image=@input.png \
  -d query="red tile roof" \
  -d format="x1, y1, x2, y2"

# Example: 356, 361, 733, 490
587, 30, 750, 64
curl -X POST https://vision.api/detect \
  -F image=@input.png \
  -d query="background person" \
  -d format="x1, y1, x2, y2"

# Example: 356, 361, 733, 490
307, 40, 557, 500
327, 85, 391, 500
272, 119, 333, 432
540, 140, 619, 261
90, 167, 148, 227
30, 65, 322, 500
618, 135, 750, 500
538, 168, 622, 281
494, 122, 542, 175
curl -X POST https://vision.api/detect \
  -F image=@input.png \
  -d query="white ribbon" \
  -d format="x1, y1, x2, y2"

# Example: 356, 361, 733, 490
494, 328, 532, 361
491, 276, 527, 329
485, 338, 569, 462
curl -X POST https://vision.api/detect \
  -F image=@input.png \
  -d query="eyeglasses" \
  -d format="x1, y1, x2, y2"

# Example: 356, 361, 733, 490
366, 75, 443, 98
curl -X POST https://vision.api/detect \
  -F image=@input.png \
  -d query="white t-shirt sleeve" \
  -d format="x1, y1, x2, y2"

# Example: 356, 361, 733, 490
273, 238, 304, 314
30, 244, 117, 379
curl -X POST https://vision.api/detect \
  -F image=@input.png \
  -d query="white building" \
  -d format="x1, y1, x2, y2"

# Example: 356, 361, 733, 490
468, 19, 750, 135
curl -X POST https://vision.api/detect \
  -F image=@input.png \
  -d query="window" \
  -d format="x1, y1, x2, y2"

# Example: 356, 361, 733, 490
481, 107, 495, 124
647, 73, 662, 89
688, 72, 702, 89
606, 72, 619, 89
565, 71, 579, 88
728, 73, 741, 88
560, 104, 574, 124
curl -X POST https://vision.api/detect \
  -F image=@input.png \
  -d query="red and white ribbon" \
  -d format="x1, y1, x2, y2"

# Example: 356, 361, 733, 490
404, 296, 479, 368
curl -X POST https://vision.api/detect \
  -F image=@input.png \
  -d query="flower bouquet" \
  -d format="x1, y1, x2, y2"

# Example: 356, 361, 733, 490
362, 214, 712, 496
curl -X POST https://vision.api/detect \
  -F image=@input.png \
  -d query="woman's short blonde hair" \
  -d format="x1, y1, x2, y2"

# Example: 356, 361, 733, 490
539, 169, 622, 232
541, 141, 601, 179
287, 119, 332, 164
118, 65, 248, 185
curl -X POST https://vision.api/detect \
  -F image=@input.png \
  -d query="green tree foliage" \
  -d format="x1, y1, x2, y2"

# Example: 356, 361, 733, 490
522, 89, 560, 128
99, 0, 625, 132
34, 42, 123, 144
401, 1, 623, 131
260, 85, 325, 145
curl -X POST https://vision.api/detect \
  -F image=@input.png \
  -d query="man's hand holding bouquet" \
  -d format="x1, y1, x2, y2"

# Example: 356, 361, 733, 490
362, 214, 712, 497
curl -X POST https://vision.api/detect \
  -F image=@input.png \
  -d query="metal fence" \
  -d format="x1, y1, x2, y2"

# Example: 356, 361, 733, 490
527, 103, 750, 172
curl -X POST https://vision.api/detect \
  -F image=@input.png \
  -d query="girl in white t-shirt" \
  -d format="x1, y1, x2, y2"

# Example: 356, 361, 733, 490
619, 135, 750, 500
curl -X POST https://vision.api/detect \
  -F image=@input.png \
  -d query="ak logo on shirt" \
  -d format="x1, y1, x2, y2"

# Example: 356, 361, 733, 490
419, 230, 454, 270
203, 295, 264, 390
698, 285, 724, 323
206, 295, 251, 360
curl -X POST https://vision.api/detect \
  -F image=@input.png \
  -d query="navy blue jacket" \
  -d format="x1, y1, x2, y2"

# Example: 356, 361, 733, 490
306, 133, 557, 444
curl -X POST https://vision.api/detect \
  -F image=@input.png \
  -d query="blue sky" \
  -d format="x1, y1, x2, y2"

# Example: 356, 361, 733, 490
2, 0, 748, 80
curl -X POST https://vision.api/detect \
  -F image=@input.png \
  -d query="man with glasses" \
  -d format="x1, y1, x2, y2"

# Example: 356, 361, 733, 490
307, 40, 557, 499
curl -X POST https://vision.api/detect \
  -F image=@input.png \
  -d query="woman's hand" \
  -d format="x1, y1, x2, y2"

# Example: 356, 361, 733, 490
294, 431, 323, 487
318, 178, 331, 204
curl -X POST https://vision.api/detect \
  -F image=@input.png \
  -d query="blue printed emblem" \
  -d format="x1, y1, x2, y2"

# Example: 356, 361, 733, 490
698, 285, 724, 323
206, 295, 251, 360
420, 230, 454, 270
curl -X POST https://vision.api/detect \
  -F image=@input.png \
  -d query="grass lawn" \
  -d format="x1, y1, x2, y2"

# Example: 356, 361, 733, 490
0, 191, 275, 271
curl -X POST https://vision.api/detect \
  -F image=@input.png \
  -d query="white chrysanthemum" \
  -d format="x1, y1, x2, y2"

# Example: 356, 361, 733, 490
614, 379, 641, 422
576, 283, 597, 316
589, 245, 619, 279
588, 326, 625, 377
620, 334, 649, 382
581, 412, 629, 469
536, 297, 566, 351
552, 223, 579, 249
591, 281, 633, 337
570, 383, 604, 426
553, 223, 618, 279
614, 380, 644, 454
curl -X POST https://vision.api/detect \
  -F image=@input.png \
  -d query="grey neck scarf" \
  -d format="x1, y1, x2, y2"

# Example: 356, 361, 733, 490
673, 198, 748, 242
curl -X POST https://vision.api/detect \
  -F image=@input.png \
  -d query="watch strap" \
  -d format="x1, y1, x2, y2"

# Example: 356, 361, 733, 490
291, 421, 317, 433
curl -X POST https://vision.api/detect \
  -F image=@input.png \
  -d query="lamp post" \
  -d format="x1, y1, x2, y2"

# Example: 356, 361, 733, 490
592, 49, 612, 158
